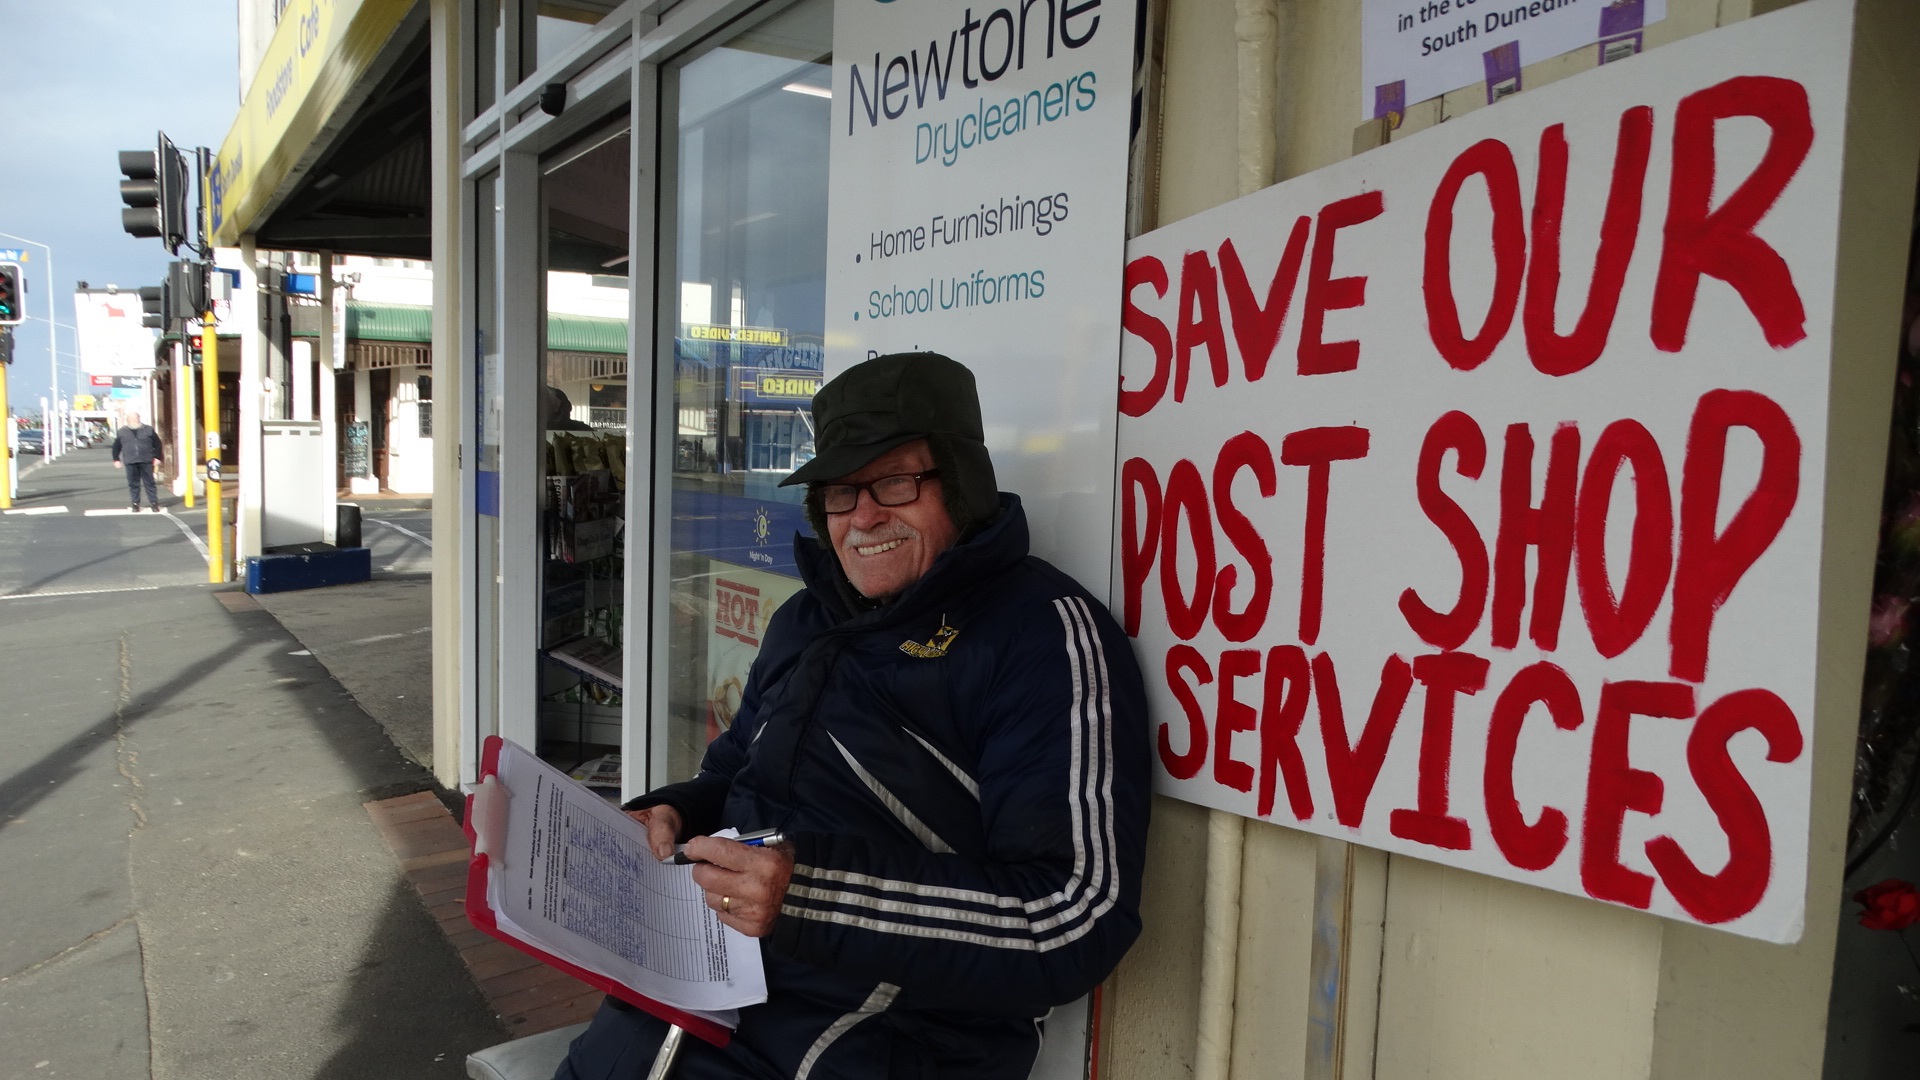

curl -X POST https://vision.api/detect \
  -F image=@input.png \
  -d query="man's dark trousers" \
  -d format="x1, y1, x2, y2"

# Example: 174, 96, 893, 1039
126, 463, 159, 509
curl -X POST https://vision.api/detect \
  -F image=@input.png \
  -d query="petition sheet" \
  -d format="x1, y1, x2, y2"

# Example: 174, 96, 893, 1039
485, 740, 766, 1014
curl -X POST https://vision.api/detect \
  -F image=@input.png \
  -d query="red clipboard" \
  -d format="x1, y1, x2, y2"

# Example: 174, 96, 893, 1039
462, 735, 735, 1048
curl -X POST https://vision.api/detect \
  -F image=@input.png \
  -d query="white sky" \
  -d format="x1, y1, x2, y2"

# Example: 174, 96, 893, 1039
0, 3, 241, 417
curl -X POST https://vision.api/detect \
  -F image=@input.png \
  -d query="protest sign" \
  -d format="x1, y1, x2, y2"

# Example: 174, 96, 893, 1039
1117, 0, 1851, 942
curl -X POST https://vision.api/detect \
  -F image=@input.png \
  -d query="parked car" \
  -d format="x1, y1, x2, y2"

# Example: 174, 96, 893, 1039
16, 429, 43, 455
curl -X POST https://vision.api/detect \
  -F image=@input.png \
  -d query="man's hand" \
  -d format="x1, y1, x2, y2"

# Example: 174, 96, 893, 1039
625, 804, 683, 861
686, 835, 794, 938
151, 458, 162, 467
112, 460, 123, 469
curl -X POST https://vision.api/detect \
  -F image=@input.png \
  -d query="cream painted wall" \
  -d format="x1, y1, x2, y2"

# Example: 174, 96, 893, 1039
1105, 1, 1920, 1079
429, 0, 464, 789
1651, 1, 1920, 1075
1104, 3, 1250, 1076
386, 366, 433, 494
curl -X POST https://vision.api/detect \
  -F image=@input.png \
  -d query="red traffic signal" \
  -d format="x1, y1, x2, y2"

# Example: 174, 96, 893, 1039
0, 262, 23, 325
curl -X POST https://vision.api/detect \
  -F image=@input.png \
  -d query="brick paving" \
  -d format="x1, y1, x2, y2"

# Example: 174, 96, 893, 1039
365, 790, 605, 1037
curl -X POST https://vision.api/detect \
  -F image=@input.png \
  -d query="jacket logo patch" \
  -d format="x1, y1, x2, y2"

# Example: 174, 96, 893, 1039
900, 622, 960, 659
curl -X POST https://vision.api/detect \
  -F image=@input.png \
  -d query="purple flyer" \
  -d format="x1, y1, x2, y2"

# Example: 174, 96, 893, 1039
1373, 81, 1406, 130
1483, 42, 1522, 104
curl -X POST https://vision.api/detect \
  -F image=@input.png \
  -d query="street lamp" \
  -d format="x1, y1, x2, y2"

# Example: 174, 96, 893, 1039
0, 232, 59, 458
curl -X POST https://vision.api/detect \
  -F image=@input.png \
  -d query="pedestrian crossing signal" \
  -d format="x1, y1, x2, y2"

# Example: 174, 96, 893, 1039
0, 262, 22, 325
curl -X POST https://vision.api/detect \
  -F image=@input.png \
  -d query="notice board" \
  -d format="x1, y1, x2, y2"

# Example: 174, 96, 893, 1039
1114, 0, 1855, 943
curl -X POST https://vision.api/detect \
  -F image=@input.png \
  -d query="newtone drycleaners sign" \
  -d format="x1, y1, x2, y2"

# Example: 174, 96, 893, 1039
1115, 0, 1852, 943
824, 0, 1134, 588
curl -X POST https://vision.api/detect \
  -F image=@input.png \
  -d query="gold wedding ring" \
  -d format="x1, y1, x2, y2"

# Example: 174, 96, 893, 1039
722, 895, 732, 913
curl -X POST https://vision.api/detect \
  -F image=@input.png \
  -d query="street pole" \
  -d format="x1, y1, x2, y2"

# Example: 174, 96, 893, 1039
177, 338, 194, 509
1, 356, 12, 509
0, 233, 57, 459
203, 312, 223, 581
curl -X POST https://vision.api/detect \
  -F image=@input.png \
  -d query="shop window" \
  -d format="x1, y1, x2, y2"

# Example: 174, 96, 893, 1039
474, 0, 503, 117
532, 3, 614, 73
538, 119, 632, 778
417, 374, 433, 439
654, 0, 832, 787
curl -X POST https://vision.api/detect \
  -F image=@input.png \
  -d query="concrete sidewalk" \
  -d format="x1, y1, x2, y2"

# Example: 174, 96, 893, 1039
0, 581, 508, 1079
255, 575, 437, 771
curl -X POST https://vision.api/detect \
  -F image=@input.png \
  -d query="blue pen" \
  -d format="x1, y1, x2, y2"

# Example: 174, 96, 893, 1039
667, 827, 785, 865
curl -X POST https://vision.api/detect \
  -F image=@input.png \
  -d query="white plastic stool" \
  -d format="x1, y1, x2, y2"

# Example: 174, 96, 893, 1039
465, 1022, 589, 1080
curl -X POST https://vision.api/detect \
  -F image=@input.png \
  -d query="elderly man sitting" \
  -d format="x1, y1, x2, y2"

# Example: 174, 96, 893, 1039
552, 352, 1151, 1080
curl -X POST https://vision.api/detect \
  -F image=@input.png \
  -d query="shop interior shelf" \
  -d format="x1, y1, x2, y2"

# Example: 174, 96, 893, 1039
543, 638, 623, 692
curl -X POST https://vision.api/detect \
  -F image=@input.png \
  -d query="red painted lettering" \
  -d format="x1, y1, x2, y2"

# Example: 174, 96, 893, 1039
1212, 432, 1278, 642
1525, 107, 1653, 375
1484, 661, 1584, 871
1119, 457, 1163, 637
1389, 651, 1490, 851
1646, 688, 1802, 924
1575, 420, 1673, 659
1582, 680, 1695, 909
1299, 191, 1385, 375
1176, 250, 1230, 402
1218, 219, 1311, 383
1214, 649, 1262, 793
1259, 645, 1314, 820
1160, 645, 1212, 779
1491, 422, 1580, 651
1650, 77, 1813, 353
1119, 256, 1173, 417
1424, 138, 1527, 372
1314, 651, 1415, 828
1161, 459, 1216, 641
1401, 411, 1490, 650
1282, 426, 1371, 645
1670, 390, 1799, 682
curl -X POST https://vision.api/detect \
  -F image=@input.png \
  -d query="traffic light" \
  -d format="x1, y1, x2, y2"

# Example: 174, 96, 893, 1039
138, 283, 170, 330
169, 259, 209, 316
118, 133, 189, 253
119, 149, 162, 239
0, 262, 23, 325
0, 327, 14, 365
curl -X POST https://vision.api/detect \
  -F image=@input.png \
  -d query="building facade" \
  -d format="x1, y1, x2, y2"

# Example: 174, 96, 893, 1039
206, 0, 1920, 1076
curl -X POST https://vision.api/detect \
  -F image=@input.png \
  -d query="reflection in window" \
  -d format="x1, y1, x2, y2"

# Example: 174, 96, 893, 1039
474, 0, 502, 116
658, 0, 831, 787
538, 122, 632, 779
532, 2, 614, 75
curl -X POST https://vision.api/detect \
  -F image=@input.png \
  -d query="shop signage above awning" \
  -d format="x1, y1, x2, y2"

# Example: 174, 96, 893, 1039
208, 0, 414, 247
1117, 0, 1850, 944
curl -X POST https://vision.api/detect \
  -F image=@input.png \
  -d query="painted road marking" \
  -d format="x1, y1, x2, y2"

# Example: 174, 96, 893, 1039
163, 510, 212, 560
3, 506, 68, 515
368, 517, 433, 547
0, 585, 168, 601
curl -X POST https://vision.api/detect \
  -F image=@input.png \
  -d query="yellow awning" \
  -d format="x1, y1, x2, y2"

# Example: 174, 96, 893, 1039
207, 0, 414, 248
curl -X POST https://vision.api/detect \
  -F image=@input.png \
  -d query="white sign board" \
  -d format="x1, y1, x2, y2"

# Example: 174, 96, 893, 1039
1116, 0, 1852, 942
73, 290, 158, 378
1362, 0, 1668, 119
825, 0, 1135, 588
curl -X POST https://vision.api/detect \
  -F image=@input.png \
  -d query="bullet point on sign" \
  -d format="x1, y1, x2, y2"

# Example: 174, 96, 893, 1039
853, 312, 860, 321
855, 254, 861, 263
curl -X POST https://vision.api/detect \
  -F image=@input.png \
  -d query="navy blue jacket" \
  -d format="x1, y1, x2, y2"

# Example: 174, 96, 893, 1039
632, 495, 1150, 1079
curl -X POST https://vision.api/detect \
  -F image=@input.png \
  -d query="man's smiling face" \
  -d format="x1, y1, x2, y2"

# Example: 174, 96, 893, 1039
824, 439, 959, 601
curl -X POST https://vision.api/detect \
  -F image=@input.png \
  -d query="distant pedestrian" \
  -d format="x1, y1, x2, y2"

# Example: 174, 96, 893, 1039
112, 413, 164, 512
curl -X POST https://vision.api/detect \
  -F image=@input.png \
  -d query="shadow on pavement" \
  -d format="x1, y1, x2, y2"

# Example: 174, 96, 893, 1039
2, 533, 187, 599
311, 878, 504, 1080
1, 587, 507, 1076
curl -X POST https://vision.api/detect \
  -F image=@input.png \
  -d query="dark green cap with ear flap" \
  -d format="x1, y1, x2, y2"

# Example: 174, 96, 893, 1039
782, 352, 999, 525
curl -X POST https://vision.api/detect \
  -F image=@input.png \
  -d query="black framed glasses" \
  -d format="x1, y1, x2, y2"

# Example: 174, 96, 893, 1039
817, 470, 940, 514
